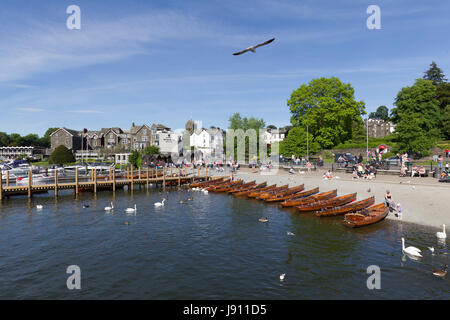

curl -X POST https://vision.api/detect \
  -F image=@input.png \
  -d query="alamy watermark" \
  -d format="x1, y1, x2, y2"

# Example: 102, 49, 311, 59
366, 265, 381, 290
66, 265, 81, 290
66, 5, 81, 30
366, 5, 381, 30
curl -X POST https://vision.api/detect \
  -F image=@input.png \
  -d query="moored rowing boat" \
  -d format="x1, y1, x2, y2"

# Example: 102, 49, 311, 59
271, 187, 320, 203
214, 180, 255, 193
190, 177, 227, 188
206, 180, 243, 191
315, 196, 375, 217
265, 184, 305, 202
343, 203, 389, 228
255, 185, 289, 200
234, 183, 275, 197
228, 181, 265, 194
281, 189, 336, 207
296, 193, 357, 212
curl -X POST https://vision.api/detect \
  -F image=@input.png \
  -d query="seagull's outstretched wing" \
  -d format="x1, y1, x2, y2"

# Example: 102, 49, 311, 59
233, 48, 251, 56
254, 38, 275, 49
232, 38, 275, 56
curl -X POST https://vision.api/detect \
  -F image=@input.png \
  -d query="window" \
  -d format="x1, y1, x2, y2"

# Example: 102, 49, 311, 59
142, 136, 147, 142
143, 129, 147, 135
122, 139, 128, 144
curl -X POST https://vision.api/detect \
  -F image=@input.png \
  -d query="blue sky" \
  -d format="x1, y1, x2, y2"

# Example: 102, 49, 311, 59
1, 0, 449, 136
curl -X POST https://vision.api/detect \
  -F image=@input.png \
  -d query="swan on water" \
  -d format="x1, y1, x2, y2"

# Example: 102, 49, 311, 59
280, 274, 286, 281
155, 199, 166, 207
36, 205, 43, 210
428, 247, 435, 253
287, 232, 295, 236
259, 218, 269, 223
126, 204, 137, 214
437, 224, 446, 239
401, 238, 422, 257
105, 202, 114, 211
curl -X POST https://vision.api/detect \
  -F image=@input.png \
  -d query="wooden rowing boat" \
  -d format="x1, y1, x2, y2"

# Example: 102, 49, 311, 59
271, 187, 319, 203
190, 177, 226, 188
265, 185, 305, 202
343, 204, 389, 228
281, 189, 336, 207
228, 181, 266, 194
255, 185, 289, 200
214, 180, 255, 193
315, 196, 375, 217
206, 180, 243, 191
234, 183, 274, 196
296, 193, 357, 212
246, 185, 279, 198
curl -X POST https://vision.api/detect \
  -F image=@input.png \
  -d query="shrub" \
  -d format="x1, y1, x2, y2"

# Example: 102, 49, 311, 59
49, 145, 75, 165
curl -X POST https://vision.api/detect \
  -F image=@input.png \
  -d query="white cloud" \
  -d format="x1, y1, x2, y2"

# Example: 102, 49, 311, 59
17, 107, 45, 112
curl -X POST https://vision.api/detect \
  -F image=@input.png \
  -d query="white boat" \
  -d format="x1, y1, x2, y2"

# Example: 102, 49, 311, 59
16, 174, 54, 186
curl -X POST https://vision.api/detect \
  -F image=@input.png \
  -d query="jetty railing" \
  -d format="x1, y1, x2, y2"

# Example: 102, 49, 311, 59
0, 166, 213, 200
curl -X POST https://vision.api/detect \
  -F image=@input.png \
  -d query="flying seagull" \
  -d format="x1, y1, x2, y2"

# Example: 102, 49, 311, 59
233, 38, 275, 56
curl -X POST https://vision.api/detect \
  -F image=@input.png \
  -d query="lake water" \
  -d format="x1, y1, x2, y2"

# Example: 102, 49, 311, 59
0, 187, 448, 299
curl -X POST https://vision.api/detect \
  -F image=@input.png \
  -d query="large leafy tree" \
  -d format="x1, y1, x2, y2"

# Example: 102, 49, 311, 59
393, 114, 435, 157
443, 105, 450, 139
369, 105, 389, 121
128, 150, 142, 168
49, 145, 76, 165
288, 77, 366, 149
143, 146, 160, 155
423, 61, 447, 86
279, 127, 320, 157
39, 128, 59, 148
0, 132, 10, 147
391, 79, 441, 138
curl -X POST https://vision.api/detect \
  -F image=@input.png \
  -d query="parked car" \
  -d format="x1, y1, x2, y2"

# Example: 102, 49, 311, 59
384, 156, 411, 166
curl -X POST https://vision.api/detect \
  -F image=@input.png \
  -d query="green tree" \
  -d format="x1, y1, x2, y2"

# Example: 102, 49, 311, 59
39, 128, 59, 148
0, 132, 10, 147
143, 145, 160, 155
442, 105, 450, 139
49, 145, 76, 165
279, 127, 320, 157
8, 133, 21, 146
288, 77, 366, 149
393, 114, 435, 157
369, 105, 389, 121
423, 61, 447, 86
391, 79, 441, 138
128, 150, 142, 168
267, 125, 277, 130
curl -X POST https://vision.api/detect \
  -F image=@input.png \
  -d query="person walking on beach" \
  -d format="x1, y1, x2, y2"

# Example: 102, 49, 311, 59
307, 161, 311, 173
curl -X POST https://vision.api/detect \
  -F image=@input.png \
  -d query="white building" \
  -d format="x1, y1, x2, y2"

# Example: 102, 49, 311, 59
158, 131, 183, 155
0, 146, 45, 161
189, 129, 224, 161
115, 153, 130, 165
263, 129, 286, 144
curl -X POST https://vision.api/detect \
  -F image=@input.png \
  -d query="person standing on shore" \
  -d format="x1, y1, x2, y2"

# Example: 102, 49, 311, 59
385, 190, 393, 209
446, 148, 449, 158
437, 154, 443, 174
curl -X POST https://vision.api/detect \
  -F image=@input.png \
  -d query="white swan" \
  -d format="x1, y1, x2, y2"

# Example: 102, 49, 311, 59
437, 224, 446, 239
154, 199, 166, 207
202, 190, 209, 194
280, 273, 286, 281
105, 202, 114, 211
402, 238, 422, 257
36, 205, 43, 210
125, 204, 137, 214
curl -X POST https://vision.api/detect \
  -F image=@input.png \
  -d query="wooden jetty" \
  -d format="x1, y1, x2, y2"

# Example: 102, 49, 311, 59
0, 166, 217, 200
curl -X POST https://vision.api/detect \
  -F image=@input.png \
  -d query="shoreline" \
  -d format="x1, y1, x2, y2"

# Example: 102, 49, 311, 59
225, 167, 450, 229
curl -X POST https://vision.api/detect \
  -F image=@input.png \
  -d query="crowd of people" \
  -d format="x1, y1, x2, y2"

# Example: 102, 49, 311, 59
351, 162, 377, 180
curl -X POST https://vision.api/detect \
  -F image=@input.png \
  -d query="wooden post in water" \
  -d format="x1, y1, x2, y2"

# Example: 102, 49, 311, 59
94, 169, 97, 194
0, 169, 3, 200
178, 167, 181, 187
205, 166, 207, 181
28, 169, 32, 199
146, 167, 149, 190
113, 167, 116, 192
131, 166, 134, 191
138, 167, 141, 180
75, 167, 79, 195
54, 170, 58, 198
6, 171, 9, 188
163, 166, 166, 190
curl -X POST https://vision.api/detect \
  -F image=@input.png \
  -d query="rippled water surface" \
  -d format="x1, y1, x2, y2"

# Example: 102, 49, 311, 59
0, 187, 448, 299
